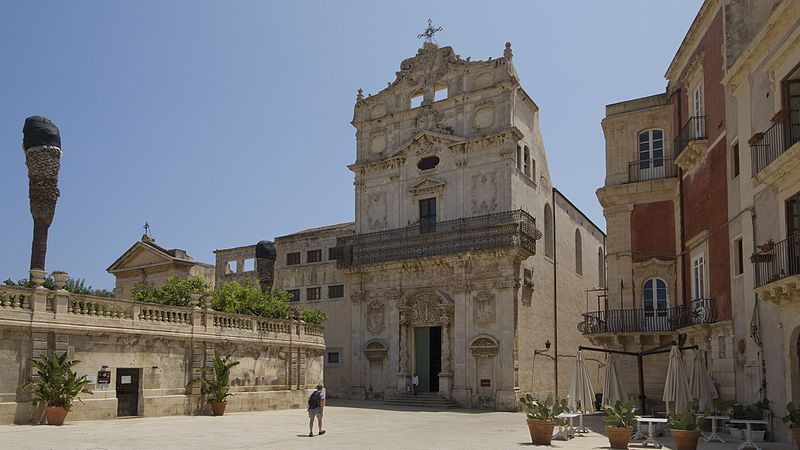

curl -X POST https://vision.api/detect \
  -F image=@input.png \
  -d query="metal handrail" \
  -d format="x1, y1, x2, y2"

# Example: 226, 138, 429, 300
577, 298, 716, 334
750, 108, 800, 176
674, 115, 707, 157
753, 232, 800, 288
333, 209, 540, 267
627, 156, 678, 183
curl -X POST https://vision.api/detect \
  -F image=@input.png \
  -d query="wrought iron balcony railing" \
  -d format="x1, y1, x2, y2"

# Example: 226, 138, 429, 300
577, 298, 716, 335
674, 115, 707, 157
627, 156, 678, 183
750, 108, 800, 176
753, 232, 800, 288
332, 209, 541, 267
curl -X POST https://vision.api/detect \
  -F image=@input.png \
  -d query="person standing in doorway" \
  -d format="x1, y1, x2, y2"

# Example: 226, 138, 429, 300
307, 384, 325, 437
411, 373, 419, 396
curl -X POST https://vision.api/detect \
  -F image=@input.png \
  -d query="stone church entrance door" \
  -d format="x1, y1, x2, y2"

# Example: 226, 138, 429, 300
414, 326, 441, 392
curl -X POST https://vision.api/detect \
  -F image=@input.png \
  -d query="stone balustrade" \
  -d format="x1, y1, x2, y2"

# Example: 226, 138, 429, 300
0, 286, 324, 347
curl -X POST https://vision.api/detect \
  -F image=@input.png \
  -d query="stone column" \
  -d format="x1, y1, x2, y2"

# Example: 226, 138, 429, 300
439, 315, 454, 397
397, 311, 410, 391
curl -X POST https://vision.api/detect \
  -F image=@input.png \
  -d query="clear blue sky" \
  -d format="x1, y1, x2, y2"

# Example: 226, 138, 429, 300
0, 1, 703, 290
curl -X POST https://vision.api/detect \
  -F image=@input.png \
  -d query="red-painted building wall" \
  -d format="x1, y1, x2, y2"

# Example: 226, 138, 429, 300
631, 201, 676, 263
673, 9, 732, 321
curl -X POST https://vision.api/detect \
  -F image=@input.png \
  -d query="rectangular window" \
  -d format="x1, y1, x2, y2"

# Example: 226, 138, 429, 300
243, 258, 255, 272
328, 285, 344, 298
328, 247, 336, 261
692, 253, 706, 299
287, 289, 300, 302
327, 352, 340, 364
307, 249, 322, 263
286, 252, 300, 265
419, 197, 437, 234
732, 142, 740, 178
307, 287, 321, 301
734, 238, 744, 276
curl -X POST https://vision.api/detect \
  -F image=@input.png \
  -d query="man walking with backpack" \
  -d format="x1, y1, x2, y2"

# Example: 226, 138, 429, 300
307, 384, 325, 437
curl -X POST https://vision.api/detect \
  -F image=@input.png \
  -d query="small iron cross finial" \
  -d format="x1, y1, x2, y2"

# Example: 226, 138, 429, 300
417, 19, 442, 44
143, 221, 151, 236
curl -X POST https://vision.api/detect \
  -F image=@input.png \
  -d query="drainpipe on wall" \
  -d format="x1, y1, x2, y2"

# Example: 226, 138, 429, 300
748, 208, 769, 435
552, 187, 559, 397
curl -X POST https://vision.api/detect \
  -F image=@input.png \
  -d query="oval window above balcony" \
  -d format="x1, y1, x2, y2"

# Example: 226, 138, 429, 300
417, 156, 440, 170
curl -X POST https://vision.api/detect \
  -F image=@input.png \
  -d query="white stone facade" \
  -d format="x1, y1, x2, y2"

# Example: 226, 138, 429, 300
273, 42, 606, 410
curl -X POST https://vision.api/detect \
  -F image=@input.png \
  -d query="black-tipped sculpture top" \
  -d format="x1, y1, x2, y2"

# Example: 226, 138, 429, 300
23, 116, 61, 150
255, 240, 276, 259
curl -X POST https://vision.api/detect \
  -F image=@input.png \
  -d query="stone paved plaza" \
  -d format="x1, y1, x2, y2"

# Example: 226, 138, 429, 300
0, 400, 794, 450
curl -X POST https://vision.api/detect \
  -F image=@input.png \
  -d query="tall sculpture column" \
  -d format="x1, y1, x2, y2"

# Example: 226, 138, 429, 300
22, 116, 62, 274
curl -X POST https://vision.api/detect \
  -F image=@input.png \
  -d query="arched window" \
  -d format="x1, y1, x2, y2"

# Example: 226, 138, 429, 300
517, 145, 522, 169
544, 204, 554, 258
575, 229, 583, 275
598, 247, 605, 287
523, 146, 531, 176
642, 278, 668, 317
638, 129, 665, 180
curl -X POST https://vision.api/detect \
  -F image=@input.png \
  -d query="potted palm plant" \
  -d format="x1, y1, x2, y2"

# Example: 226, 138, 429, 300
783, 402, 800, 449
668, 407, 700, 450
188, 350, 239, 416
24, 352, 92, 425
603, 399, 638, 449
520, 394, 568, 446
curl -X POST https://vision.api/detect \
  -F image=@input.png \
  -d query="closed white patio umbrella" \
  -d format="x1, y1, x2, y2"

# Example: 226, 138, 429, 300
690, 350, 718, 412
602, 353, 626, 409
569, 350, 596, 413
663, 346, 691, 414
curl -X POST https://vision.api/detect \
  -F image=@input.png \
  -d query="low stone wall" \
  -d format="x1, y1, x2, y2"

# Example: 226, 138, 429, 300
0, 285, 325, 424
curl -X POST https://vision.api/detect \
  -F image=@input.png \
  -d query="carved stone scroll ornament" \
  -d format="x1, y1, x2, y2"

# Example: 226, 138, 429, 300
473, 290, 495, 326
402, 292, 453, 325
469, 336, 499, 358
367, 299, 385, 334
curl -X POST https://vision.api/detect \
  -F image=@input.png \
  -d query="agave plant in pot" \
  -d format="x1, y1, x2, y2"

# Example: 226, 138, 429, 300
188, 350, 240, 416
603, 399, 638, 449
668, 407, 700, 450
24, 352, 93, 425
783, 402, 800, 448
520, 394, 568, 446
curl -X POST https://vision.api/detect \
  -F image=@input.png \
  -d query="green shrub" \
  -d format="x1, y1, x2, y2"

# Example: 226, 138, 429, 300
784, 402, 800, 428
23, 352, 92, 411
603, 399, 638, 429
211, 281, 291, 319
520, 394, 568, 421
301, 308, 328, 324
3, 276, 113, 297
133, 275, 209, 307
668, 407, 698, 431
188, 350, 239, 404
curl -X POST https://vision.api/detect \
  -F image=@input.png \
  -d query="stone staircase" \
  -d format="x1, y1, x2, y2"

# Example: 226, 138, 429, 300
382, 392, 461, 409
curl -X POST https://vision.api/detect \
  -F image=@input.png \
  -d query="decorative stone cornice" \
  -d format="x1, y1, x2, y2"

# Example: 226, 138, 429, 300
596, 178, 678, 209
409, 177, 446, 197
674, 139, 708, 173
755, 274, 800, 306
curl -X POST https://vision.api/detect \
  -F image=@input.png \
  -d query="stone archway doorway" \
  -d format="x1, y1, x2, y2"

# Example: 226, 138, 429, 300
398, 291, 454, 396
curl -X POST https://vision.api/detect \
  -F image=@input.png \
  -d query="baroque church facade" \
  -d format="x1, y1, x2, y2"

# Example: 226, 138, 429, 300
271, 41, 606, 410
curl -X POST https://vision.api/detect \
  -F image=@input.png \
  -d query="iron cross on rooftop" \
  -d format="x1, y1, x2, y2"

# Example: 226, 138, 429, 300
417, 19, 442, 44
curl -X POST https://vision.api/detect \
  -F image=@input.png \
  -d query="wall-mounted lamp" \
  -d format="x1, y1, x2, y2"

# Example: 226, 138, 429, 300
535, 339, 552, 356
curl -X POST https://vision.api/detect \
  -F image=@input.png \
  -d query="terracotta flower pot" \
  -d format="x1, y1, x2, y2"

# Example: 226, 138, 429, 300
671, 429, 700, 450
210, 401, 227, 416
44, 406, 68, 425
527, 418, 555, 446
606, 426, 633, 449
792, 427, 800, 449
